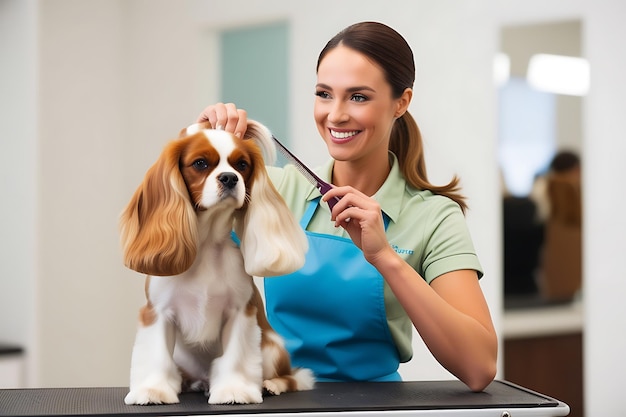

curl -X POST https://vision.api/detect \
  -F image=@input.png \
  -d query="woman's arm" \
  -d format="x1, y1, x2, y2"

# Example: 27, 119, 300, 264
380, 256, 497, 392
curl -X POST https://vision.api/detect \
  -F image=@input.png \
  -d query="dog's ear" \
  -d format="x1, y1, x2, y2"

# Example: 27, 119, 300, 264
120, 139, 198, 276
235, 121, 307, 277
242, 120, 277, 165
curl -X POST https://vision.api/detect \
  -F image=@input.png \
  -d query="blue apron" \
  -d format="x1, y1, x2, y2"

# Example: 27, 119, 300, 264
264, 198, 401, 381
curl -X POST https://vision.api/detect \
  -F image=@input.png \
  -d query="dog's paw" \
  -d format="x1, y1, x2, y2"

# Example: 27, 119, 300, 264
124, 385, 180, 405
208, 380, 263, 404
262, 378, 284, 396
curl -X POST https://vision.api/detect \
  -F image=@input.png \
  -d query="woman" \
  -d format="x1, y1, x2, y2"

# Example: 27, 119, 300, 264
198, 21, 497, 391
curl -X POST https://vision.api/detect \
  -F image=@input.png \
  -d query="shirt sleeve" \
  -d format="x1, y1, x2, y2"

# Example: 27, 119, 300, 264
420, 198, 484, 283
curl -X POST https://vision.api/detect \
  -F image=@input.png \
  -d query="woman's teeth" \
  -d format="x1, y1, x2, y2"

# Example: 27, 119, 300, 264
330, 130, 359, 139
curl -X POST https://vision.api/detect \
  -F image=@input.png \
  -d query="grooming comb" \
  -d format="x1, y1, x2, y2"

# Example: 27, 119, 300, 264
272, 136, 340, 210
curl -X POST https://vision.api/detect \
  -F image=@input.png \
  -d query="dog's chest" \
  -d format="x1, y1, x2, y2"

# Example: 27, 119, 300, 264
155, 245, 252, 344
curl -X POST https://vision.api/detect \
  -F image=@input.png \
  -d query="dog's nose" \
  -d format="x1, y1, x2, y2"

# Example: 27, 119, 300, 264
218, 172, 239, 189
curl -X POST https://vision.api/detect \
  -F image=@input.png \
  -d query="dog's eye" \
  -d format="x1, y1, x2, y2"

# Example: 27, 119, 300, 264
234, 160, 249, 172
192, 159, 209, 171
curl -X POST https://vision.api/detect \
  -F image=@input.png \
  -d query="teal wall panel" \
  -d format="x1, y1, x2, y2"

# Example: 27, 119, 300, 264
220, 22, 289, 142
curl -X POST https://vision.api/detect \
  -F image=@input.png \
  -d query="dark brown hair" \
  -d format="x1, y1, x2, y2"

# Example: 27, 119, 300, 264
317, 22, 467, 212
550, 150, 580, 172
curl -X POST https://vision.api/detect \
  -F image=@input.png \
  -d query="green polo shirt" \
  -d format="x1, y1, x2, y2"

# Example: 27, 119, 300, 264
267, 152, 483, 362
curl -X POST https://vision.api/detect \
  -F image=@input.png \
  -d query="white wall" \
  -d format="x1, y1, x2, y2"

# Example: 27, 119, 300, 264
33, 0, 212, 387
582, 2, 626, 414
35, 0, 139, 386
1, 1, 624, 415
0, 0, 38, 387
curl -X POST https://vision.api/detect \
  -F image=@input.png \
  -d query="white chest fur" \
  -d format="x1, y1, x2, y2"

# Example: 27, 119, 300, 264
149, 241, 253, 346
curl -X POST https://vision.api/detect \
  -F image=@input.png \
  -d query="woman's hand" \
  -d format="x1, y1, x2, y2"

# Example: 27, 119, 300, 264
197, 103, 248, 138
323, 187, 395, 265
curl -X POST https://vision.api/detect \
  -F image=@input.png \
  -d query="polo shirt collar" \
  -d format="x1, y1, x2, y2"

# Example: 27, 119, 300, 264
308, 152, 405, 224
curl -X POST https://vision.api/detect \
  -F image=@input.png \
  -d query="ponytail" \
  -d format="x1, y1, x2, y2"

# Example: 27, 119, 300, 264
390, 112, 468, 213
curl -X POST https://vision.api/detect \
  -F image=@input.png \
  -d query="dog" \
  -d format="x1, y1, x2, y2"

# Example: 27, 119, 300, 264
120, 120, 313, 405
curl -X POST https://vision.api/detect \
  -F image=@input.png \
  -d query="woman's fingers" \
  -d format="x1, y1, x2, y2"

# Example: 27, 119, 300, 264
196, 103, 248, 137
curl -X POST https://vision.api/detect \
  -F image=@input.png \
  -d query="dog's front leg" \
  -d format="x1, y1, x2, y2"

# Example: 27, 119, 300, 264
208, 308, 263, 404
124, 314, 182, 405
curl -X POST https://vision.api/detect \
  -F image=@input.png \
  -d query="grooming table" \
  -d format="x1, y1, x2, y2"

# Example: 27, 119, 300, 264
0, 380, 569, 417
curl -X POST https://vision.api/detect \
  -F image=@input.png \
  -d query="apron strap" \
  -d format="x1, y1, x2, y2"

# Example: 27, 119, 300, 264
300, 198, 320, 229
230, 230, 241, 247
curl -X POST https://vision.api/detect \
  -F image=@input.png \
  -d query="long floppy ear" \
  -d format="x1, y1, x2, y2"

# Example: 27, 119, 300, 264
120, 139, 198, 276
235, 120, 308, 277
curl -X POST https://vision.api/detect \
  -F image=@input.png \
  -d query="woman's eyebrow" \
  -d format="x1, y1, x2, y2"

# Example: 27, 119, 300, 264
315, 83, 376, 93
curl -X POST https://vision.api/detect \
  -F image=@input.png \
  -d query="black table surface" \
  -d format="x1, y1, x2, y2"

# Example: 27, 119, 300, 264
0, 380, 565, 417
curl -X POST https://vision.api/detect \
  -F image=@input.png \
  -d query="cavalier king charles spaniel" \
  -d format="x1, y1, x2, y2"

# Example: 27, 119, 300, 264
120, 120, 312, 405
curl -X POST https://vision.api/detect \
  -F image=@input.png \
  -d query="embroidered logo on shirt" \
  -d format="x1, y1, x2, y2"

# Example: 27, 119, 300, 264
391, 244, 414, 255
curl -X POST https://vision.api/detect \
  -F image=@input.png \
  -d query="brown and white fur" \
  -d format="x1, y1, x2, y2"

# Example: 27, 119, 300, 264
120, 120, 312, 405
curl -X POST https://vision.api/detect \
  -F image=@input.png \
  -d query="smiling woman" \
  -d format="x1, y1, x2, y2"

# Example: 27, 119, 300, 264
198, 21, 497, 392
313, 45, 407, 194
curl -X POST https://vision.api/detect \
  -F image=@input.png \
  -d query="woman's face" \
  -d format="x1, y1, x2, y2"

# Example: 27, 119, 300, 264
314, 45, 406, 165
